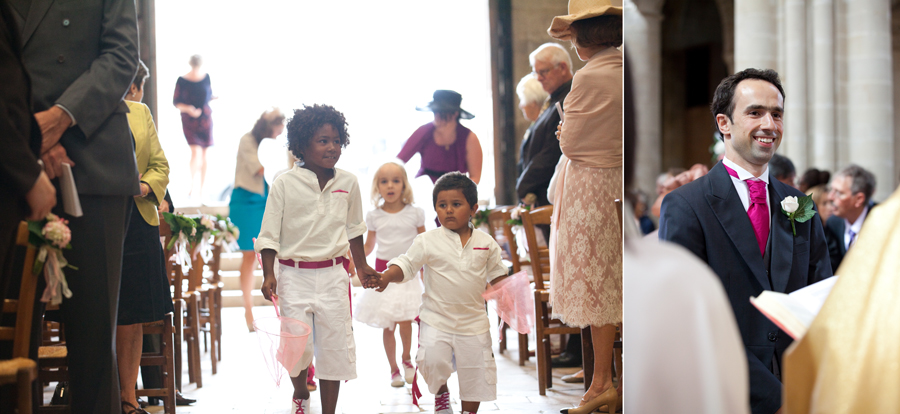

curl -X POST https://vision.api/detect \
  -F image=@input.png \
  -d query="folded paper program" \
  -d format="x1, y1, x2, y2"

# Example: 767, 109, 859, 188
482, 270, 534, 340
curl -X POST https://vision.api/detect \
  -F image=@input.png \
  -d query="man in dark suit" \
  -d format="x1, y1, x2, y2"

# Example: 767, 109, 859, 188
516, 42, 572, 208
824, 164, 877, 272
0, 0, 56, 303
10, 0, 140, 412
660, 68, 832, 414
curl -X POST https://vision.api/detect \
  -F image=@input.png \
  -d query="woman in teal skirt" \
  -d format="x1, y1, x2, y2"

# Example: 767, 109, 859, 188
229, 108, 286, 330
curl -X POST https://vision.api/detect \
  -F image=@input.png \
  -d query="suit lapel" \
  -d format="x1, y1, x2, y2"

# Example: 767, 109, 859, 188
768, 180, 793, 293
706, 163, 771, 290
19, 0, 52, 47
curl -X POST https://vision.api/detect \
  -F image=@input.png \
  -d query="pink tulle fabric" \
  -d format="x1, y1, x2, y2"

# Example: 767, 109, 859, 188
482, 271, 534, 340
253, 296, 311, 387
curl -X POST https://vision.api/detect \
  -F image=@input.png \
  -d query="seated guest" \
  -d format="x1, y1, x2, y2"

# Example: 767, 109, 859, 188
769, 153, 797, 189
783, 186, 900, 413
824, 164, 877, 271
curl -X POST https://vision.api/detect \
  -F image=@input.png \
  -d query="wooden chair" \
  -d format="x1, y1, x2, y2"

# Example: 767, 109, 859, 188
485, 207, 530, 366
501, 208, 531, 275
206, 243, 225, 362
522, 206, 581, 395
187, 252, 218, 375
36, 303, 69, 413
0, 222, 40, 414
159, 215, 199, 389
135, 313, 177, 414
581, 199, 624, 392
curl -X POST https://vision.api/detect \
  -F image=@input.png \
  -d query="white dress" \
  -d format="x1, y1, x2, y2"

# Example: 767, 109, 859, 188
354, 204, 425, 329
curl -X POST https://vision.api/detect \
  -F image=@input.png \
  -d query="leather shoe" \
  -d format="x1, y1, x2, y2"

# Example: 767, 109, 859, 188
149, 391, 196, 406
551, 352, 582, 368
137, 397, 148, 408
176, 391, 197, 406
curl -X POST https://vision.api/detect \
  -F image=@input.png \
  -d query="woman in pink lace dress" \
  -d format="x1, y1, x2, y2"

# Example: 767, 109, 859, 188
548, 2, 623, 413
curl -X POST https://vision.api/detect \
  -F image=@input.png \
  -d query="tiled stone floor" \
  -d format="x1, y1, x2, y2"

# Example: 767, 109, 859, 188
47, 294, 595, 413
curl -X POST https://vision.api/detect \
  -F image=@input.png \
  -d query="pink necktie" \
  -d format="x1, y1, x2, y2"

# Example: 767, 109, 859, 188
725, 165, 769, 256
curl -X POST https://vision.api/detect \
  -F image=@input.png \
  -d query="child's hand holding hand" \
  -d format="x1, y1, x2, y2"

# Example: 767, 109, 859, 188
357, 264, 379, 288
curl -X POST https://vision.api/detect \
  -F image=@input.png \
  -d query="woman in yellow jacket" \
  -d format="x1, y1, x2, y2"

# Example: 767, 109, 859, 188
117, 61, 174, 414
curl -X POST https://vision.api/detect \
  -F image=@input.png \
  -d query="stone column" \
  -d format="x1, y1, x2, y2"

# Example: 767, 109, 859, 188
812, 0, 835, 171
783, 0, 808, 172
734, 0, 779, 71
625, 0, 664, 194
845, 0, 893, 201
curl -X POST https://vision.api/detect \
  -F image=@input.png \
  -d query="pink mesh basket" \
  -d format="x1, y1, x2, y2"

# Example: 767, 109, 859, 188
253, 296, 311, 387
482, 270, 534, 339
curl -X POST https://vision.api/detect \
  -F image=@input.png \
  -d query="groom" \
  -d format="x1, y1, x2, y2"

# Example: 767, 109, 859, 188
659, 68, 831, 414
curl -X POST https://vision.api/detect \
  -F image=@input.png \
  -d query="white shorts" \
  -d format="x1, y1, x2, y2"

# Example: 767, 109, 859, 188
416, 321, 497, 402
277, 263, 356, 381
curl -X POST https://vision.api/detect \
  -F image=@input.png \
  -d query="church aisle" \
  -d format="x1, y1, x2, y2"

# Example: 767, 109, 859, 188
140, 297, 589, 413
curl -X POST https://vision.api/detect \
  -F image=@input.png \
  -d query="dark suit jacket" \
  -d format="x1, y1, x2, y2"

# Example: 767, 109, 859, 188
824, 202, 876, 272
515, 80, 571, 206
0, 0, 41, 221
659, 162, 832, 414
12, 0, 140, 196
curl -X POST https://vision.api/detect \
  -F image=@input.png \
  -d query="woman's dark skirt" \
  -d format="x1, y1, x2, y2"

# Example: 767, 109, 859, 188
117, 201, 175, 325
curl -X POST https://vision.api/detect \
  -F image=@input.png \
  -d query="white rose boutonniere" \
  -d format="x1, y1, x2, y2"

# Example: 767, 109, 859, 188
781, 195, 816, 236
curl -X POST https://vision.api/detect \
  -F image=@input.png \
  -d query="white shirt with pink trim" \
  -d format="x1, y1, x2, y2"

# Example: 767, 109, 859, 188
388, 224, 508, 335
254, 165, 367, 261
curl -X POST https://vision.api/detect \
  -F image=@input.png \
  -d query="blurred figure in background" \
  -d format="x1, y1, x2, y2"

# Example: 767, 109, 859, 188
769, 153, 796, 189
229, 108, 286, 330
174, 54, 216, 200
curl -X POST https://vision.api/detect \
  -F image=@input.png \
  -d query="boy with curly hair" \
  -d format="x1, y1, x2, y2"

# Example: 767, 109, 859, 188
255, 104, 377, 414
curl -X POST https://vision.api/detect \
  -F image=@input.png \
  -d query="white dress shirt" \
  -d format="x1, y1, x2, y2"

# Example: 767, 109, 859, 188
254, 165, 367, 261
844, 205, 869, 250
723, 156, 771, 230
387, 224, 509, 335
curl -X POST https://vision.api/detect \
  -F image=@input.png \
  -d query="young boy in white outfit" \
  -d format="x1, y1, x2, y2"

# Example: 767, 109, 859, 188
366, 172, 509, 414
256, 104, 376, 414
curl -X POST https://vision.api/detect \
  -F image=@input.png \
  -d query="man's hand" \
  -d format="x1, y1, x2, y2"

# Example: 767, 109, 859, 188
40, 144, 74, 179
138, 182, 150, 197
35, 106, 73, 153
25, 171, 57, 220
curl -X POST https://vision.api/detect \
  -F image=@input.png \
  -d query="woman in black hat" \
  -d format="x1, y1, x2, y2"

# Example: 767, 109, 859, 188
397, 90, 483, 184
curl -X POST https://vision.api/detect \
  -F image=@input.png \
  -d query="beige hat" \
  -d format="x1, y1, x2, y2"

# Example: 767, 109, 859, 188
548, 0, 623, 40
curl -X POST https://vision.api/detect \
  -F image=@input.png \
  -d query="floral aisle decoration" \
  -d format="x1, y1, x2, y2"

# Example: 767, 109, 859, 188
506, 204, 532, 232
473, 207, 491, 229
195, 214, 218, 262
162, 212, 197, 270
214, 214, 240, 253
28, 214, 78, 305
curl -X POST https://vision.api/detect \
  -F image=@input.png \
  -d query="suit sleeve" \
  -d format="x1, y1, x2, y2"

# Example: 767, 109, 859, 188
0, 16, 41, 197
658, 191, 708, 263
0, 100, 41, 197
515, 118, 562, 202
140, 106, 169, 204
54, 0, 138, 139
